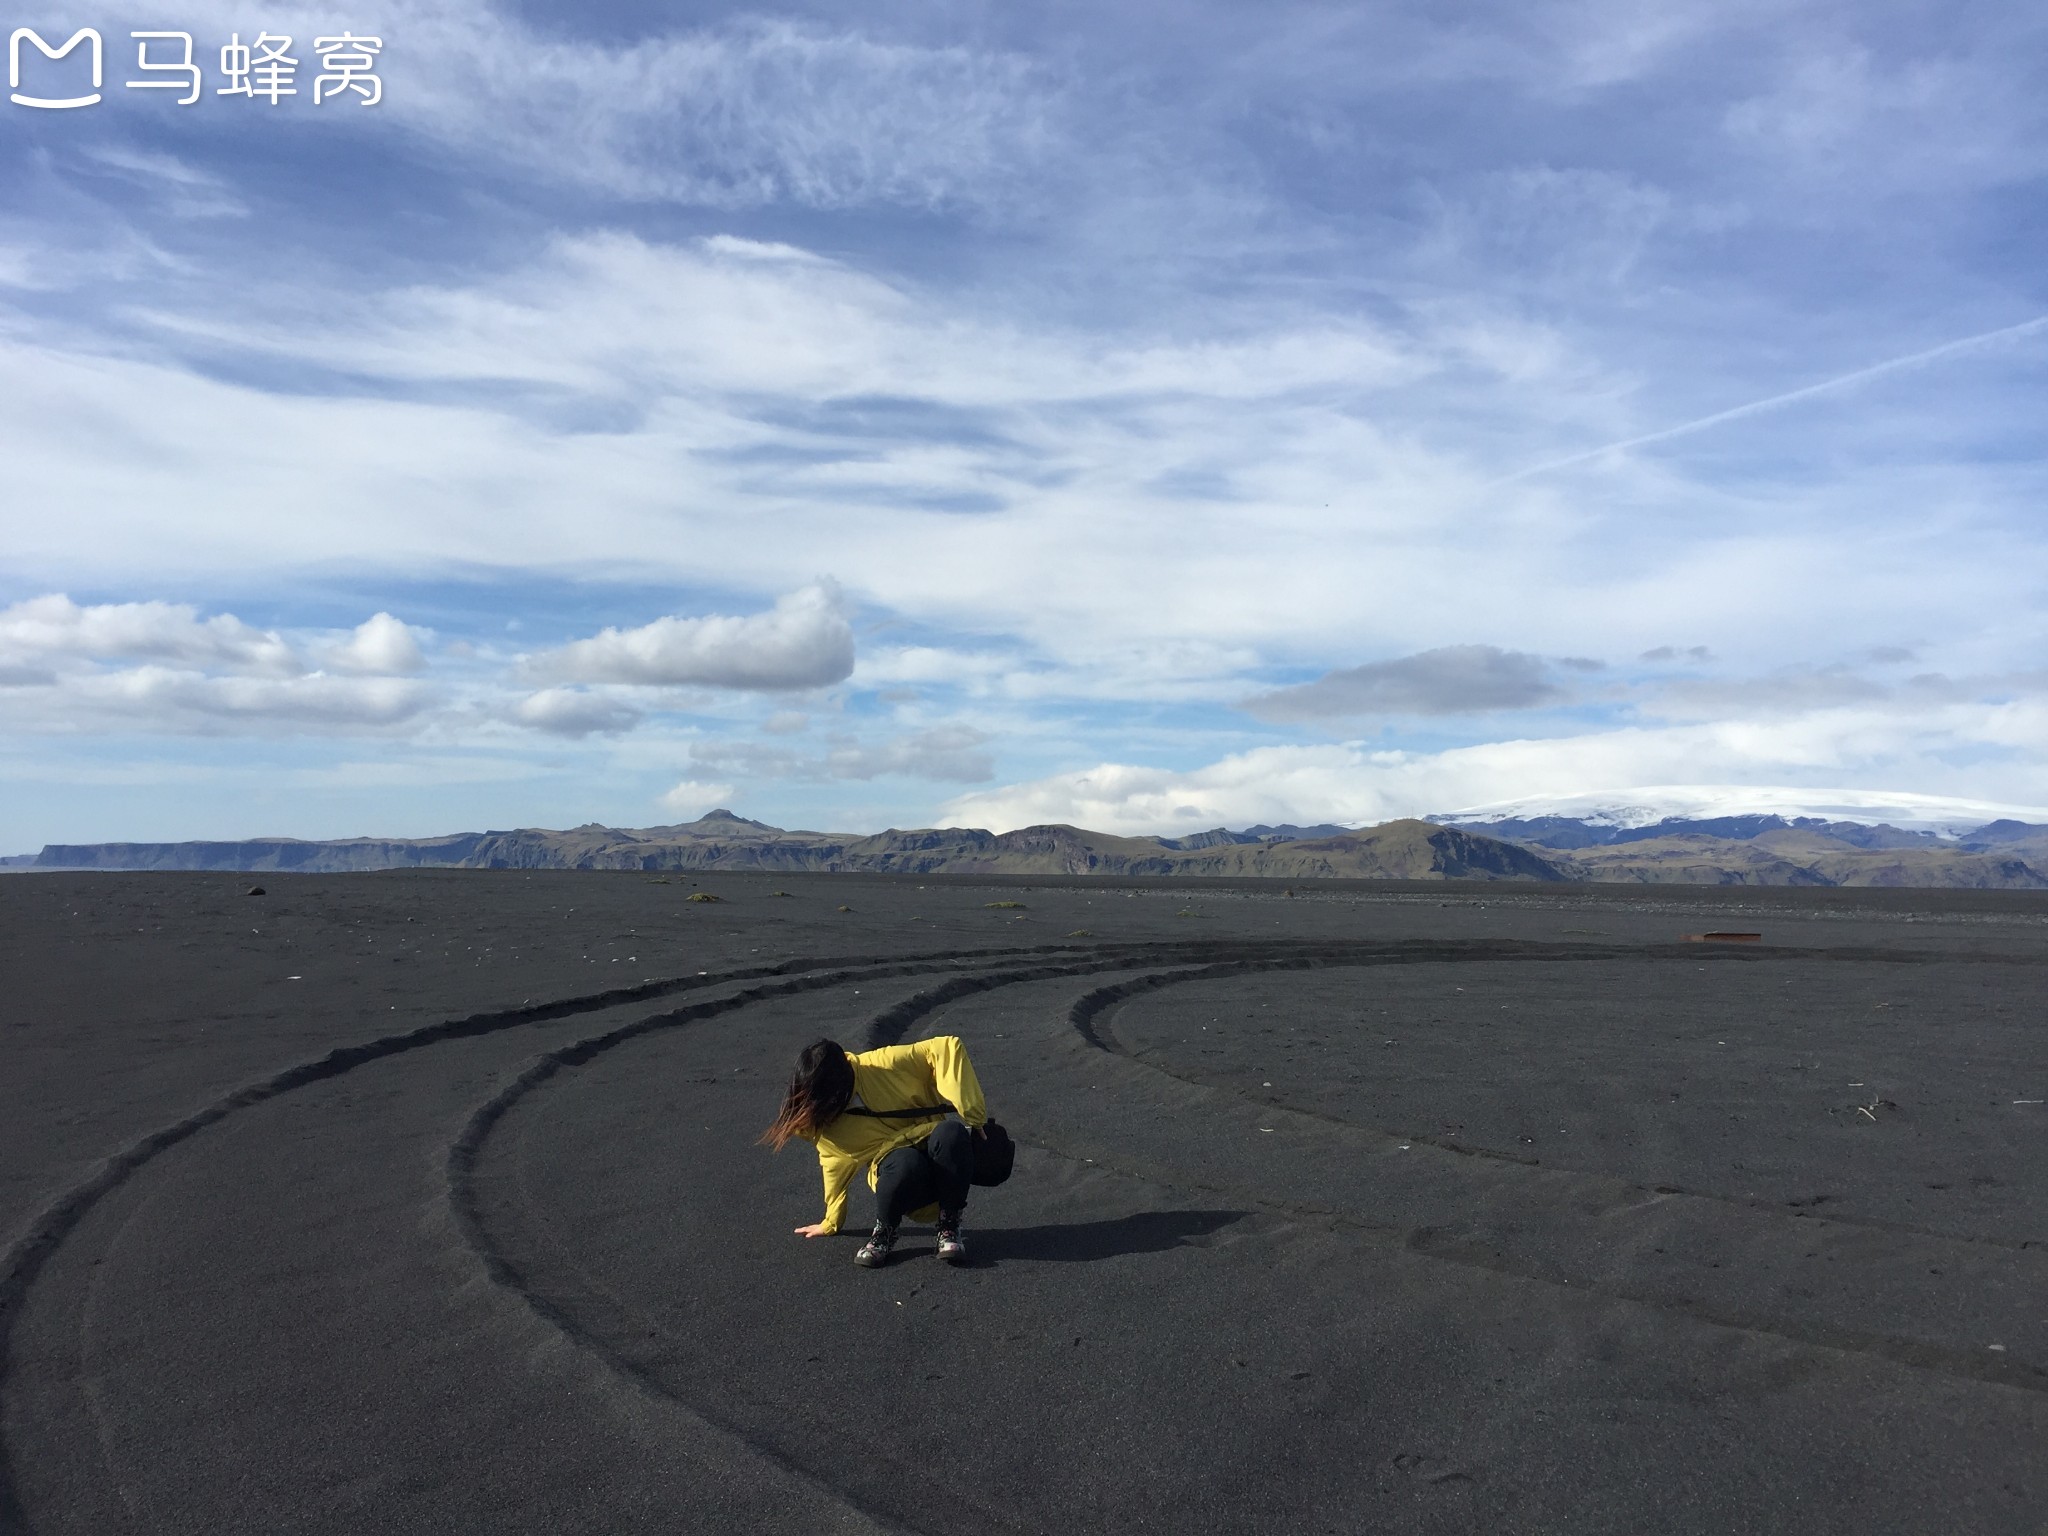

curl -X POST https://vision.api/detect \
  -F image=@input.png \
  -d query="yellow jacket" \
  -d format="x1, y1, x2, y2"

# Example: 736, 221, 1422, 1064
807, 1036, 987, 1233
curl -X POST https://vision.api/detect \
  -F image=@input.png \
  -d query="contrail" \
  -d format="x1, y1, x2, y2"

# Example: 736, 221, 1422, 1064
1486, 312, 2048, 487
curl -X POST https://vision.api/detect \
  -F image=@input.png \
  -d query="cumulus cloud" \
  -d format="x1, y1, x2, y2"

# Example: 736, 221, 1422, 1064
38, 667, 431, 733
328, 613, 428, 675
512, 688, 642, 738
0, 595, 453, 737
658, 778, 738, 819
1639, 645, 1714, 663
527, 583, 854, 691
0, 594, 300, 676
1245, 645, 1564, 722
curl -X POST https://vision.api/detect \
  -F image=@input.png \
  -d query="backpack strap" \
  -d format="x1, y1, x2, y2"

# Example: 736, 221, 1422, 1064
842, 1104, 953, 1118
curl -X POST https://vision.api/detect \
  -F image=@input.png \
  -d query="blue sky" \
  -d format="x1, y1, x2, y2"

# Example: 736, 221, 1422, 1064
4, 0, 2048, 846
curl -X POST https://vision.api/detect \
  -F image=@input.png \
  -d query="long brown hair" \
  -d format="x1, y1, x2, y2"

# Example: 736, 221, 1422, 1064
760, 1038, 855, 1150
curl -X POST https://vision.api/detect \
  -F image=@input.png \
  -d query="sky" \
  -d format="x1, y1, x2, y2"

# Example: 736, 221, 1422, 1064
3, 0, 2047, 847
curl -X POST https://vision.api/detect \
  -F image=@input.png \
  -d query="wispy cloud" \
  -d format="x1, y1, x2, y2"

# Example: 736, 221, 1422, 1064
398, 14, 1063, 211
75, 145, 247, 219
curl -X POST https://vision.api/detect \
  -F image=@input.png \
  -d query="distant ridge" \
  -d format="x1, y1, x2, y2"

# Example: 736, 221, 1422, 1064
22, 813, 1566, 882
20, 806, 2048, 887
1426, 809, 2048, 889
1154, 822, 1353, 850
1430, 812, 1952, 852
1432, 785, 2048, 837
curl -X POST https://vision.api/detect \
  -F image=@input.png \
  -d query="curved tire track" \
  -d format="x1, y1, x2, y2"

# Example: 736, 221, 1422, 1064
0, 939, 1172, 1533
1059, 951, 2048, 1394
9, 933, 2035, 1532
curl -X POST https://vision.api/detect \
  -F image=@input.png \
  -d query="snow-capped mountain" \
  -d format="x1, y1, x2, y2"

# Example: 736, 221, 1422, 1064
1429, 785, 2048, 839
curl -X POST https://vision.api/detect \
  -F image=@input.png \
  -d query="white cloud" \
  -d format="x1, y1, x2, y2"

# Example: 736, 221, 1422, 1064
658, 777, 737, 819
940, 702, 2048, 836
18, 221, 2036, 679
512, 688, 642, 738
329, 613, 428, 675
691, 724, 994, 783
0, 596, 455, 737
526, 583, 855, 690
128, 228, 1414, 416
699, 235, 829, 263
0, 594, 300, 676
21, 666, 432, 734
941, 743, 1383, 835
395, 14, 1061, 212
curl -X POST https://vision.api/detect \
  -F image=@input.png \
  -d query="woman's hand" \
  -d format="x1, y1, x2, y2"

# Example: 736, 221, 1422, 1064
793, 1222, 831, 1238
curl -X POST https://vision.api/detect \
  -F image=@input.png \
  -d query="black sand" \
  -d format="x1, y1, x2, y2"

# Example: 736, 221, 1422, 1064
3, 871, 2045, 1533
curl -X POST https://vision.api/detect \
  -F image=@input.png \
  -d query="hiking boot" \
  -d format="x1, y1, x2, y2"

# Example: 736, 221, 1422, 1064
935, 1211, 967, 1265
854, 1223, 898, 1268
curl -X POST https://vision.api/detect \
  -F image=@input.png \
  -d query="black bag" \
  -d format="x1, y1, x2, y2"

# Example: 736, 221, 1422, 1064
845, 1105, 1015, 1187
969, 1120, 1015, 1187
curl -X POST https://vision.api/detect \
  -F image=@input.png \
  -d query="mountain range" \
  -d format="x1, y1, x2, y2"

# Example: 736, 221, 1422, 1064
11, 807, 2048, 887
1426, 811, 2048, 888
11, 811, 1557, 882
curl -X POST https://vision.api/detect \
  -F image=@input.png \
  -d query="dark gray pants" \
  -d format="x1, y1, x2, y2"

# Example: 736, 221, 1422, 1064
874, 1118, 972, 1226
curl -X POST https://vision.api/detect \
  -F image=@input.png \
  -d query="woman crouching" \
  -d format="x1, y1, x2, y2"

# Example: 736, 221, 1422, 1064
762, 1035, 989, 1267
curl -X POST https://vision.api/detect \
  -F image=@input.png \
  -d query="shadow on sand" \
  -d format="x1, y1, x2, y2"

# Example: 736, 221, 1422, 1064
966, 1209, 1249, 1266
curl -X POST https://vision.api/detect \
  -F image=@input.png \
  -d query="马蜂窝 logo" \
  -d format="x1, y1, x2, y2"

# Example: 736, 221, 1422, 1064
10, 26, 383, 108
10, 26, 101, 107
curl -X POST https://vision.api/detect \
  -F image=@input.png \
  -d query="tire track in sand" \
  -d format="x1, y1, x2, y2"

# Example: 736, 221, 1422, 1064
1056, 953, 2048, 1395
0, 940, 1160, 1534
